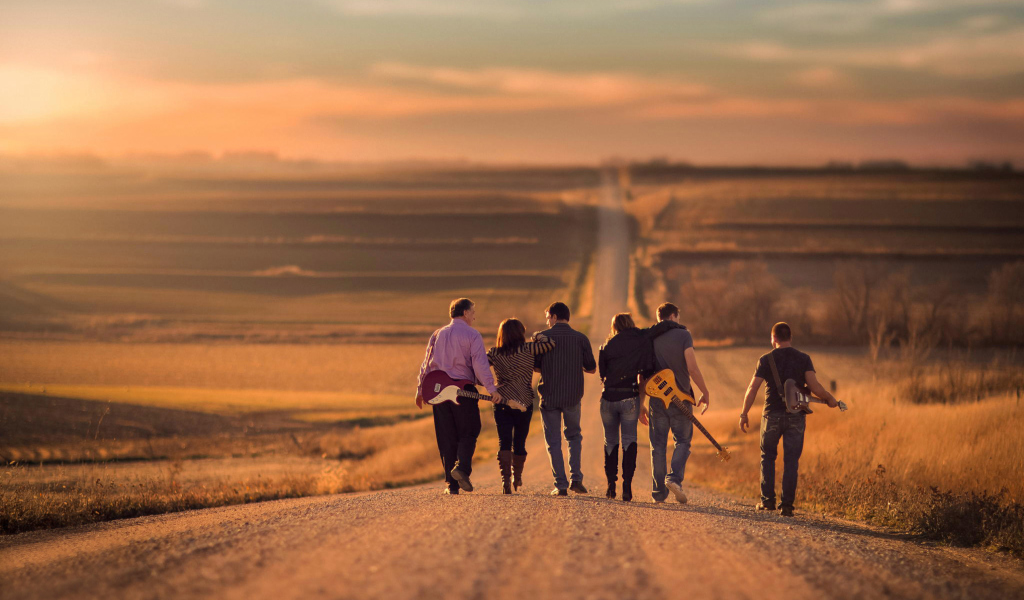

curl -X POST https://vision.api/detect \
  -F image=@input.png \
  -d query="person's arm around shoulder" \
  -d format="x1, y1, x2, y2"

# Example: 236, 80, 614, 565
683, 346, 710, 415
805, 371, 839, 408
581, 333, 597, 374
527, 332, 555, 355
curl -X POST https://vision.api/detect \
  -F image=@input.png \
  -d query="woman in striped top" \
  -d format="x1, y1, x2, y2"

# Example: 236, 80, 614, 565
487, 318, 555, 494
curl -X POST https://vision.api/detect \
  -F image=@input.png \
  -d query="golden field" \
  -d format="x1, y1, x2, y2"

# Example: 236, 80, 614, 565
2, 166, 1023, 555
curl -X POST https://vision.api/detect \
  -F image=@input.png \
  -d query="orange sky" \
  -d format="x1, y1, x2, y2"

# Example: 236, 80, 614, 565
2, 0, 1023, 165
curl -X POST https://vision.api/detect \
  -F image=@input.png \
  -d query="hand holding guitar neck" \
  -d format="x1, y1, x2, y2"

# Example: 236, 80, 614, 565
420, 370, 527, 412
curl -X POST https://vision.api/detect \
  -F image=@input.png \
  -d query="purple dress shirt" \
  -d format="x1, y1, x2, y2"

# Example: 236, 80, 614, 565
417, 319, 497, 394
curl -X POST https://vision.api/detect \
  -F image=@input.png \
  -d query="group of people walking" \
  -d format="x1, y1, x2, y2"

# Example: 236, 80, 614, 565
415, 297, 839, 515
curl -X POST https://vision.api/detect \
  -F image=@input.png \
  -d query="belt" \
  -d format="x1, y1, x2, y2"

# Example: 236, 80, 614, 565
606, 387, 638, 393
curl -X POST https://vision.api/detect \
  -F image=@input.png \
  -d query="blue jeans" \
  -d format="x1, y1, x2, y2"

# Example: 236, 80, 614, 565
760, 411, 806, 507
649, 400, 693, 501
600, 397, 639, 451
541, 403, 583, 490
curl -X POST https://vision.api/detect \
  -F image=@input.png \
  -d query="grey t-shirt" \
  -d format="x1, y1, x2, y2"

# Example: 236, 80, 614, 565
652, 328, 694, 397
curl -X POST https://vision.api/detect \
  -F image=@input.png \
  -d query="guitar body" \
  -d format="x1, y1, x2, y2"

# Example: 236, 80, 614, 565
421, 370, 477, 405
644, 369, 731, 462
645, 370, 696, 409
783, 379, 848, 412
420, 370, 527, 411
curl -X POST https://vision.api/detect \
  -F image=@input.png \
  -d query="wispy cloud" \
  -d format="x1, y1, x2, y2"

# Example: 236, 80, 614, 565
760, 0, 1019, 34
724, 27, 1024, 78
370, 62, 710, 104
318, 0, 707, 18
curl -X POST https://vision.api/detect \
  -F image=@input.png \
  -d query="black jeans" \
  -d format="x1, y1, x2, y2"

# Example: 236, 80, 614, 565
759, 411, 806, 507
432, 385, 482, 490
493, 403, 534, 455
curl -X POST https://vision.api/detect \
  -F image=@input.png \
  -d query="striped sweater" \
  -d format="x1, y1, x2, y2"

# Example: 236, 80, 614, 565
486, 334, 556, 408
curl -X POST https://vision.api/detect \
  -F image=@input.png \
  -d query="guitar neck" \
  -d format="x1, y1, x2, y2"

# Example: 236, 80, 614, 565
671, 399, 726, 454
456, 389, 491, 402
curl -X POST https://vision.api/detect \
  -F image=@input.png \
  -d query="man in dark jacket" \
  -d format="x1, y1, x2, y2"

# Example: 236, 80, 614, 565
535, 302, 597, 496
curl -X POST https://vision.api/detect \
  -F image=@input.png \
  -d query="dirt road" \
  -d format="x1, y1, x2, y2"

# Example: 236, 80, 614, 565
2, 174, 1022, 600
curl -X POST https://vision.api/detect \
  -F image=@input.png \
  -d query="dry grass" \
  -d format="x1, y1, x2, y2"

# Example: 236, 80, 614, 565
673, 349, 1024, 554
1, 415, 498, 535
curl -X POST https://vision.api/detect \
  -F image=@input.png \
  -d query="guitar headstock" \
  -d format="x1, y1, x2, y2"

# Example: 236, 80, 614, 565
717, 448, 731, 462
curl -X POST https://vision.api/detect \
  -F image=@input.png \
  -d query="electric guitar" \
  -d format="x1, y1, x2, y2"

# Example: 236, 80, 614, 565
644, 369, 731, 462
784, 379, 848, 413
420, 370, 527, 412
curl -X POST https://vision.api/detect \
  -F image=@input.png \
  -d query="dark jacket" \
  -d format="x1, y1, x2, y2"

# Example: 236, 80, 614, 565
599, 321, 684, 402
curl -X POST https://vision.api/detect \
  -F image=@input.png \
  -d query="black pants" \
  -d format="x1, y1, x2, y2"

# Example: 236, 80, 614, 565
493, 403, 533, 455
432, 385, 481, 490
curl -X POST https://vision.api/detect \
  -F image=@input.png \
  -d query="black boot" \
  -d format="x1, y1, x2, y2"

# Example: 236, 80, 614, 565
512, 454, 526, 491
604, 444, 619, 499
621, 442, 638, 502
498, 450, 513, 495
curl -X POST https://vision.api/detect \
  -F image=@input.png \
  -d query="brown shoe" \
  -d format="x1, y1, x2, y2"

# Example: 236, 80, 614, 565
450, 468, 473, 492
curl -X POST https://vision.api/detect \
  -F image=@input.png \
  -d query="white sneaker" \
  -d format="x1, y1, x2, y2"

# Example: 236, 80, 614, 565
665, 480, 688, 504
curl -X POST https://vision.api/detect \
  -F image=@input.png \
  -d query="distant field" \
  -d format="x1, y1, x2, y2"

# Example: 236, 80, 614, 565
626, 171, 1024, 344
0, 167, 598, 342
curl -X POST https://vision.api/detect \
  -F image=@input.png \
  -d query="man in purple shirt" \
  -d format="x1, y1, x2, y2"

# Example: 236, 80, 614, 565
416, 298, 503, 494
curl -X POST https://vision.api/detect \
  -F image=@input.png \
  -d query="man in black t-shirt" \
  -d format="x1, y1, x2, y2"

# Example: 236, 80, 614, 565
739, 322, 838, 516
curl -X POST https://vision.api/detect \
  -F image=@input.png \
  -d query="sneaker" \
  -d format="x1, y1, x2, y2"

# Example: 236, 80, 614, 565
665, 480, 688, 504
550, 488, 568, 497
756, 501, 776, 511
653, 497, 667, 504
450, 468, 474, 492
443, 487, 459, 495
569, 481, 588, 494
780, 505, 794, 517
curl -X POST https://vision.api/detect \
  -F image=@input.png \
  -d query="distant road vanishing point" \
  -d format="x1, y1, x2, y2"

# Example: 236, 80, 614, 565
1, 172, 1023, 600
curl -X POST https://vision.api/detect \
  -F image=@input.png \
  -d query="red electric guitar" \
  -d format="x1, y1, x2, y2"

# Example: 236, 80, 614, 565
420, 370, 527, 412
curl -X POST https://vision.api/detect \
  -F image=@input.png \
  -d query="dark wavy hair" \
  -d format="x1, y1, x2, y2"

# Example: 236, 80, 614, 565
495, 318, 527, 356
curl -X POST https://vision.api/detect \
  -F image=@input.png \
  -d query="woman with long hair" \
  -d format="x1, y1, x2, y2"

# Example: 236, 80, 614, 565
487, 318, 555, 494
598, 312, 656, 501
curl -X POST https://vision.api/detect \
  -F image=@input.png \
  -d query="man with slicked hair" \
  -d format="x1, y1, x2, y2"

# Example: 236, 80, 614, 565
416, 298, 503, 494
534, 301, 596, 496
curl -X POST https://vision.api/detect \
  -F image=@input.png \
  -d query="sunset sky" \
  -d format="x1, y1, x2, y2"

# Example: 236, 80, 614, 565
2, 0, 1023, 165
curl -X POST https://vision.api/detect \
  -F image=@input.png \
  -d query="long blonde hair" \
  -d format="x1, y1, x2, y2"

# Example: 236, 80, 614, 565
607, 312, 636, 342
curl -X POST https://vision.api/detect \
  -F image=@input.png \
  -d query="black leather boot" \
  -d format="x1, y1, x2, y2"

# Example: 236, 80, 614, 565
498, 450, 513, 495
604, 444, 619, 499
512, 454, 526, 491
621, 442, 638, 502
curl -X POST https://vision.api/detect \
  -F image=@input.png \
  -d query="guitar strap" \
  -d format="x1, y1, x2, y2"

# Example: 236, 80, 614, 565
767, 350, 785, 398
